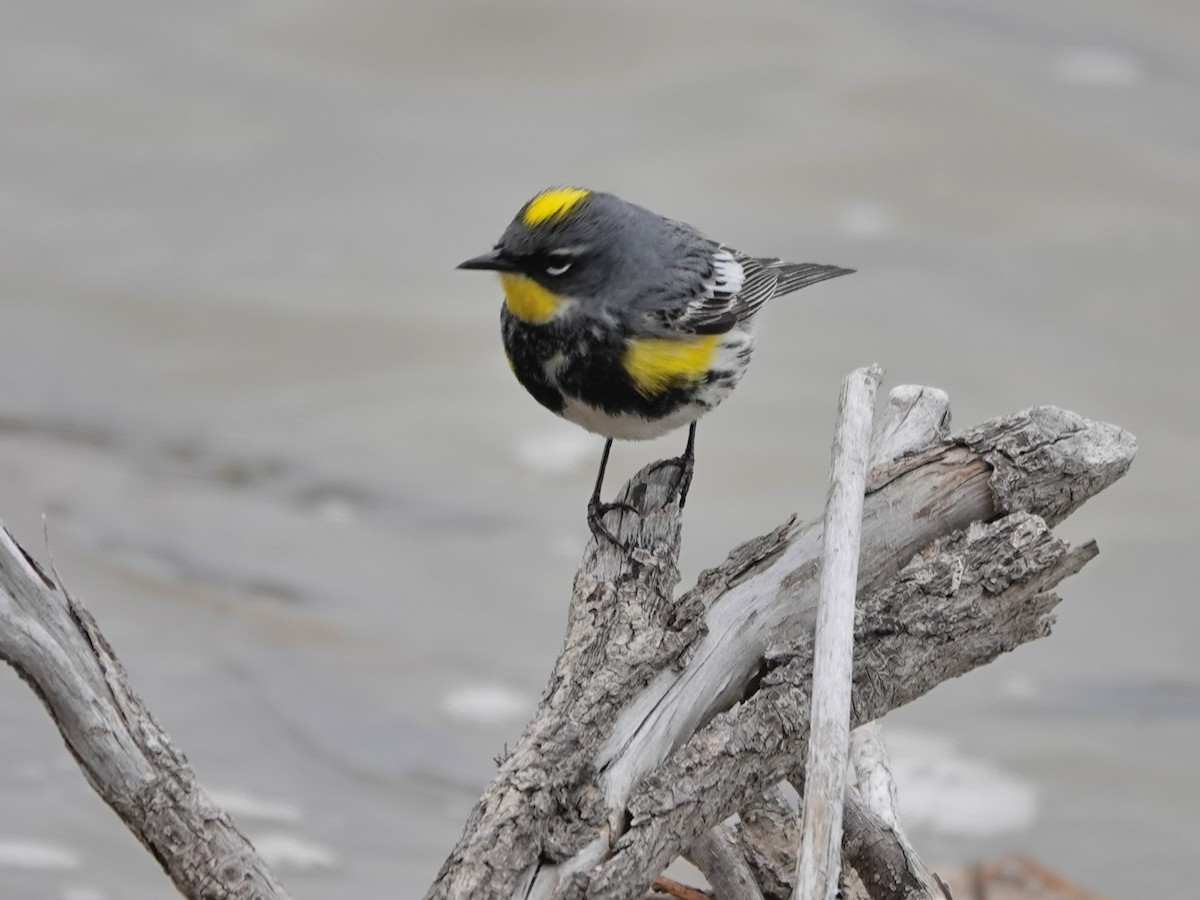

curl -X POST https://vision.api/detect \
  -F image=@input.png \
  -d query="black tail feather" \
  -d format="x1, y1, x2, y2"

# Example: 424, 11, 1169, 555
772, 262, 855, 297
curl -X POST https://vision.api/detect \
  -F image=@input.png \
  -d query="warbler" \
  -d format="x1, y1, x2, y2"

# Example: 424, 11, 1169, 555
459, 187, 852, 543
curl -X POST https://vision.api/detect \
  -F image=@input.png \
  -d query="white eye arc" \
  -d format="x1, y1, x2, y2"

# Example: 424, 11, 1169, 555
546, 261, 573, 276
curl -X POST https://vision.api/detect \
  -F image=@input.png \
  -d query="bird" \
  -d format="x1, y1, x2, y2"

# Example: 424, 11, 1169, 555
458, 187, 852, 546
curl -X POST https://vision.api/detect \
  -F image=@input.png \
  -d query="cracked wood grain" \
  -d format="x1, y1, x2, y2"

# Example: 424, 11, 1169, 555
691, 382, 949, 900
428, 397, 1134, 900
0, 387, 1133, 900
585, 515, 1098, 900
0, 525, 291, 900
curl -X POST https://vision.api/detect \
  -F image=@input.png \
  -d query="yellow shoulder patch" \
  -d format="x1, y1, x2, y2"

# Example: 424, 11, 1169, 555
623, 334, 720, 397
499, 272, 564, 323
522, 187, 591, 226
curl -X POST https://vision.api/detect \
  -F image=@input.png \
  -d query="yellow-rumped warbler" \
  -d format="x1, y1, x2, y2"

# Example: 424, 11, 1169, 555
459, 187, 852, 543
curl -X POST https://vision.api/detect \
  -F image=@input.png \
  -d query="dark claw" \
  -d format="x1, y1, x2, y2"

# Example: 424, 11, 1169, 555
586, 496, 639, 553
586, 437, 640, 557
648, 421, 698, 508
646, 455, 694, 507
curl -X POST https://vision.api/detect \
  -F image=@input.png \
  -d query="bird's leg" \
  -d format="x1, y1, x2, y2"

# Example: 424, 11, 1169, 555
675, 421, 697, 507
648, 421, 697, 507
587, 438, 639, 547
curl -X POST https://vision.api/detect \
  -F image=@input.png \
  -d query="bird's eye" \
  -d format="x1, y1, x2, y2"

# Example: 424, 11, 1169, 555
545, 261, 572, 277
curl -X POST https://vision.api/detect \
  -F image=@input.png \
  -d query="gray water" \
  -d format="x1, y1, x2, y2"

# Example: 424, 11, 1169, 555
0, 1, 1197, 898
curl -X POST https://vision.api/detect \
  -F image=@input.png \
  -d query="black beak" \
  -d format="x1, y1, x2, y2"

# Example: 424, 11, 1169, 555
457, 248, 518, 272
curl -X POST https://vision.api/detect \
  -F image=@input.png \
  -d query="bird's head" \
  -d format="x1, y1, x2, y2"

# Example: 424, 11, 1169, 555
458, 187, 687, 323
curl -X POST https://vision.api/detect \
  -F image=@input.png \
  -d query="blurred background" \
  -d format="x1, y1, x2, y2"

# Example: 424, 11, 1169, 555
0, 1, 1196, 898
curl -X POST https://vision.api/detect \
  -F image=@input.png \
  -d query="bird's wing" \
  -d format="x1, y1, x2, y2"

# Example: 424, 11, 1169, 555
652, 247, 853, 335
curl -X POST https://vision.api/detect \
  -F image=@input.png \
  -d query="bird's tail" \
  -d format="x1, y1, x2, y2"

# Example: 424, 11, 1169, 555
771, 262, 855, 297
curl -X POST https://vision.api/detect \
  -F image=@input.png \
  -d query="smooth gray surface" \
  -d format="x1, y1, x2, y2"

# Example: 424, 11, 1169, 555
0, 1, 1195, 898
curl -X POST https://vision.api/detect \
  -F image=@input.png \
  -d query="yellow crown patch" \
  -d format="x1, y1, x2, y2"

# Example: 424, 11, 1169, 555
522, 187, 591, 226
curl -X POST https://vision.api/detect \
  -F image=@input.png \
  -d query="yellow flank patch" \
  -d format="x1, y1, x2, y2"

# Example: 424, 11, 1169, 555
623, 334, 719, 397
522, 187, 591, 226
499, 272, 564, 323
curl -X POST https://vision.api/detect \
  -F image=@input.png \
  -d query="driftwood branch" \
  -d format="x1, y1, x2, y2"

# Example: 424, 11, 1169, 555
839, 384, 952, 900
795, 364, 881, 900
687, 823, 766, 900
701, 384, 951, 900
734, 783, 942, 900
0, 382, 1136, 900
847, 725, 946, 900
757, 385, 951, 900
429, 395, 1134, 900
585, 514, 1096, 900
737, 788, 804, 900
0, 527, 290, 899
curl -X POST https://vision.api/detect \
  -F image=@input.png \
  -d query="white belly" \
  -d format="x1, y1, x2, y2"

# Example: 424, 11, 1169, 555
555, 327, 754, 441
559, 396, 708, 441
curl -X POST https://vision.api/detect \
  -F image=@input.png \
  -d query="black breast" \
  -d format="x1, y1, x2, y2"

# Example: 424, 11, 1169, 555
501, 310, 566, 414
501, 309, 697, 422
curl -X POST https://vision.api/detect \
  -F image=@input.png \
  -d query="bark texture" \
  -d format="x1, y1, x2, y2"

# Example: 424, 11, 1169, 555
686, 823, 766, 900
585, 514, 1096, 900
427, 403, 1135, 900
0, 392, 1136, 900
0, 526, 291, 900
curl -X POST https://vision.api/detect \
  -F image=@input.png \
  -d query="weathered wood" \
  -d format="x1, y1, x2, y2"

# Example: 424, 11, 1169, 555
0, 525, 291, 900
735, 784, 945, 900
686, 822, 766, 900
741, 374, 954, 900
737, 788, 802, 900
584, 513, 1097, 900
428, 401, 1134, 900
0, 388, 1135, 900
849, 383, 950, 839
794, 365, 881, 900
690, 382, 947, 900
847, 725, 947, 900
841, 798, 949, 900
430, 464, 690, 900
850, 725, 901, 829
843, 383, 950, 900
867, 385, 951, 465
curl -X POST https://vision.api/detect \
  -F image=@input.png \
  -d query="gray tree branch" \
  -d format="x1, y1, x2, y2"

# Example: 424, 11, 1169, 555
692, 382, 949, 900
795, 364, 881, 900
428, 399, 1134, 900
0, 525, 291, 900
0, 388, 1136, 900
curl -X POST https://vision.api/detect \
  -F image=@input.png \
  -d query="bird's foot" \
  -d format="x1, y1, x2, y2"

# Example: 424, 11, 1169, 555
587, 496, 639, 553
647, 452, 695, 508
